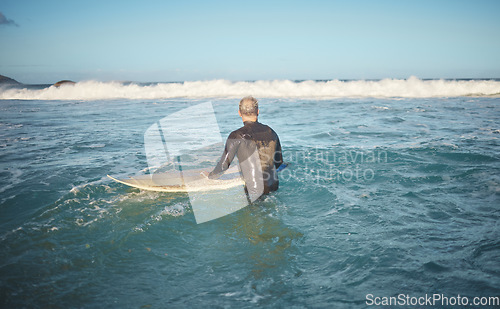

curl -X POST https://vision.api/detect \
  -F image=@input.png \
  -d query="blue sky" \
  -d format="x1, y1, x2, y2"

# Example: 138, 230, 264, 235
1, 0, 499, 83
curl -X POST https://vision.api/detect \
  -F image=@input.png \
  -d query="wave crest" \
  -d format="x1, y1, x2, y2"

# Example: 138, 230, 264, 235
1, 77, 499, 100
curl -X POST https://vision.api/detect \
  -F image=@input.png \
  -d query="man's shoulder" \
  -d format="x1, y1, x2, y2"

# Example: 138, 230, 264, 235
258, 122, 279, 136
253, 121, 274, 132
228, 126, 246, 139
227, 121, 279, 139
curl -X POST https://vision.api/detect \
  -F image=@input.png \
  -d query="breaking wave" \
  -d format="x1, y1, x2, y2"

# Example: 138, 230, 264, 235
1, 76, 499, 100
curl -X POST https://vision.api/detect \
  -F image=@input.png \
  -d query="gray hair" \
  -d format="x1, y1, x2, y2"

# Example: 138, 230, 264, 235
239, 96, 259, 116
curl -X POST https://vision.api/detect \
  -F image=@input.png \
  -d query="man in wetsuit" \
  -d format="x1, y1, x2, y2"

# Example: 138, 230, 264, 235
206, 96, 283, 202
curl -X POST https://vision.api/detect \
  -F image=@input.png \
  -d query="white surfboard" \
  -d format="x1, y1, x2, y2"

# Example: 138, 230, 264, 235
107, 165, 244, 192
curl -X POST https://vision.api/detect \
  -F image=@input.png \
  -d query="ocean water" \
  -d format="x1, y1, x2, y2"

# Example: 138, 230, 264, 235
1, 79, 499, 308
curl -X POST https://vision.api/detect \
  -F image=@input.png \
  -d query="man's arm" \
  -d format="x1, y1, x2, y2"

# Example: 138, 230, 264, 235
274, 135, 283, 169
208, 135, 240, 178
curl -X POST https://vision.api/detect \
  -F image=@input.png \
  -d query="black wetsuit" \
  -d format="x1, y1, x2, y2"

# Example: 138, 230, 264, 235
209, 121, 283, 201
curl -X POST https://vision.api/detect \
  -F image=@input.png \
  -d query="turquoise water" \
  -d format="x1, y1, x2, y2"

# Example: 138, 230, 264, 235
1, 96, 499, 307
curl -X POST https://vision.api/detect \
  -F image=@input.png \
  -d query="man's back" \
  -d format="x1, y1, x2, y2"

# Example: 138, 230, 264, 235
209, 120, 283, 200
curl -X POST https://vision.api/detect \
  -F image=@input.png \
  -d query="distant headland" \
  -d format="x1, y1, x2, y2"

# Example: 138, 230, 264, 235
0, 74, 76, 87
53, 80, 76, 87
0, 74, 21, 85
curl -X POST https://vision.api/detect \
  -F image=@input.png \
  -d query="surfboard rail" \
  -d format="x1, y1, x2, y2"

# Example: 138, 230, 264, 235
107, 163, 288, 193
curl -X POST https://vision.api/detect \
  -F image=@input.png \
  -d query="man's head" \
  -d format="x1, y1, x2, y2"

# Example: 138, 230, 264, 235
239, 96, 259, 121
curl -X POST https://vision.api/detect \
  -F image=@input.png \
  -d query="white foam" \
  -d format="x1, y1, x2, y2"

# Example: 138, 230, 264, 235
0, 168, 24, 195
1, 77, 499, 100
158, 203, 186, 217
